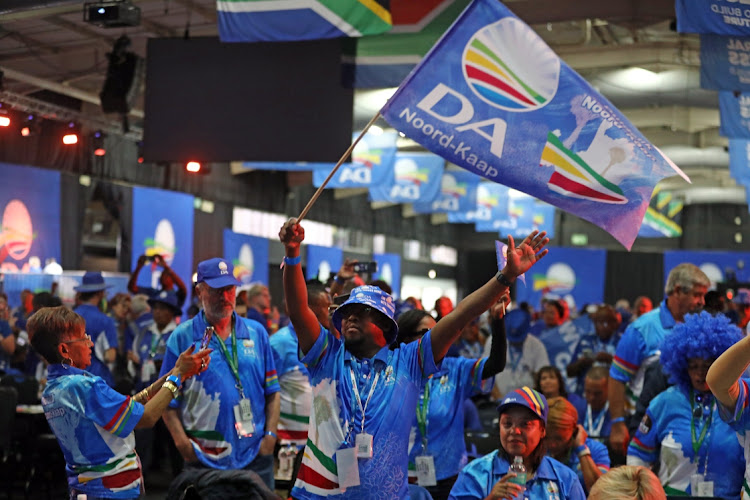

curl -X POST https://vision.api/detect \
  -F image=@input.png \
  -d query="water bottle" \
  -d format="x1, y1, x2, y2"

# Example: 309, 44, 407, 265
509, 456, 527, 486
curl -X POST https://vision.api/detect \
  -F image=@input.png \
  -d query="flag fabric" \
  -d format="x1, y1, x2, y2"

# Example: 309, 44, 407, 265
664, 250, 750, 287
312, 131, 398, 188
223, 229, 270, 286
412, 170, 480, 213
373, 253, 401, 298
218, 0, 392, 42
368, 152, 444, 203
676, 0, 750, 35
380, 0, 689, 249
447, 182, 507, 224
478, 194, 555, 239
701, 34, 750, 91
306, 245, 343, 282
720, 91, 750, 138
729, 138, 750, 184
637, 187, 683, 238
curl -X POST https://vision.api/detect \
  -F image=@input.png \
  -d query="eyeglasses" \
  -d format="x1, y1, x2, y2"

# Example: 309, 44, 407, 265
61, 334, 91, 344
342, 305, 373, 318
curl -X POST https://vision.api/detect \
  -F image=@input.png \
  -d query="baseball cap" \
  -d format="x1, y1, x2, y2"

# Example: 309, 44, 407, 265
196, 258, 241, 288
331, 285, 398, 343
148, 290, 182, 316
496, 387, 549, 425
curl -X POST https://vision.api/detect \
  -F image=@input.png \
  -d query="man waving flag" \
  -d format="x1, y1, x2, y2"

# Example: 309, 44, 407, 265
380, 0, 689, 249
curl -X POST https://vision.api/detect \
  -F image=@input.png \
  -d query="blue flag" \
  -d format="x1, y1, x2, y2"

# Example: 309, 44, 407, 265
676, 0, 750, 35
664, 249, 750, 287
237, 161, 319, 172
223, 229, 269, 286
312, 131, 398, 188
373, 253, 401, 298
380, 0, 688, 249
306, 244, 343, 282
720, 91, 750, 138
412, 170, 480, 213
730, 138, 750, 183
448, 182, 507, 223
701, 34, 750, 91
369, 152, 444, 203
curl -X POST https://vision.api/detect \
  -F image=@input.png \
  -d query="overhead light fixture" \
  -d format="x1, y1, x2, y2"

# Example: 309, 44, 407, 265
63, 134, 78, 145
0, 111, 9, 127
186, 161, 202, 173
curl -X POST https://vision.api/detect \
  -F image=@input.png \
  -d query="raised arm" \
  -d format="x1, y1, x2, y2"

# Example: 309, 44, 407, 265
431, 231, 549, 364
279, 219, 322, 354
482, 294, 509, 379
707, 334, 750, 410
156, 254, 188, 305
128, 254, 147, 294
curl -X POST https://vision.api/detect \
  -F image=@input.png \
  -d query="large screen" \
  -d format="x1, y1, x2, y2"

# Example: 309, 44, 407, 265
143, 37, 353, 163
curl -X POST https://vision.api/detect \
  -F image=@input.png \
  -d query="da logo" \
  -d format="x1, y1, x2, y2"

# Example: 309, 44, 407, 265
462, 17, 560, 112
0, 200, 34, 262
233, 244, 255, 284
145, 219, 176, 264
317, 260, 332, 282
380, 263, 393, 286
390, 158, 429, 200
533, 263, 576, 294
699, 263, 722, 289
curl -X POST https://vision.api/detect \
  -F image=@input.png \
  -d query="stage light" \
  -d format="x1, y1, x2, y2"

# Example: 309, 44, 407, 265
136, 140, 144, 163
21, 127, 30, 136
93, 130, 106, 156
63, 134, 78, 145
0, 116, 9, 127
186, 161, 201, 173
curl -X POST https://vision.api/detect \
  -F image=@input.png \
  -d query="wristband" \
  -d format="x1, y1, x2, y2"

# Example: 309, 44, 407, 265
265, 430, 278, 439
575, 445, 591, 457
334, 275, 346, 285
283, 255, 301, 266
611, 417, 626, 424
166, 374, 182, 389
495, 271, 514, 287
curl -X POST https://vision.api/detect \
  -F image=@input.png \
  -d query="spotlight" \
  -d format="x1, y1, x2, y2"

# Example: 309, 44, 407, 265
20, 115, 39, 137
63, 134, 78, 145
0, 116, 9, 127
186, 161, 201, 173
21, 127, 30, 137
92, 130, 106, 156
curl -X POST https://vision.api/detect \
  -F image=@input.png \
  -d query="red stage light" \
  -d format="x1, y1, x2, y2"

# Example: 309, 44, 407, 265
62, 134, 78, 145
0, 116, 10, 127
21, 127, 30, 137
186, 161, 201, 173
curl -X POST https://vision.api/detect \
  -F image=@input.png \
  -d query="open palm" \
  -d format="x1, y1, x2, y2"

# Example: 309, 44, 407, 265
505, 230, 549, 276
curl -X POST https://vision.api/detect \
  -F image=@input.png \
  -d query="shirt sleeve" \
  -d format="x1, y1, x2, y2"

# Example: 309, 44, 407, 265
587, 438, 611, 473
627, 406, 659, 466
104, 316, 119, 351
610, 325, 646, 384
255, 322, 279, 396
81, 376, 145, 438
448, 464, 489, 500
718, 377, 750, 430
300, 327, 340, 378
456, 357, 493, 399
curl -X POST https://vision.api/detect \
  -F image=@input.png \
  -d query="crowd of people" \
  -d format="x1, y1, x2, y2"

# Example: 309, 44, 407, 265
5, 222, 750, 499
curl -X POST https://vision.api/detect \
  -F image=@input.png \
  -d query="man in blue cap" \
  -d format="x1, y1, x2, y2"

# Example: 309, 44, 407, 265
279, 218, 549, 500
159, 258, 280, 490
73, 271, 117, 387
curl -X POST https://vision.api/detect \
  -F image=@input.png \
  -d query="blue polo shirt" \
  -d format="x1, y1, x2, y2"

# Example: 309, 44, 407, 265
449, 450, 586, 500
74, 304, 118, 387
160, 312, 279, 470
43, 364, 145, 498
408, 356, 492, 481
291, 328, 440, 500
269, 323, 309, 379
714, 377, 750, 500
557, 438, 610, 494
578, 404, 612, 441
627, 386, 744, 500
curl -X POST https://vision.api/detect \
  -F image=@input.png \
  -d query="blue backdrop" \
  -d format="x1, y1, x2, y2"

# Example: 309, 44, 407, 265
664, 250, 750, 289
0, 163, 61, 274
729, 138, 750, 184
700, 34, 750, 91
131, 187, 194, 305
481, 196, 556, 239
373, 253, 401, 299
306, 244, 343, 282
369, 152, 444, 204
312, 131, 398, 188
413, 170, 480, 213
223, 229, 269, 286
448, 182, 508, 223
720, 91, 750, 138
515, 247, 606, 311
677, 0, 750, 35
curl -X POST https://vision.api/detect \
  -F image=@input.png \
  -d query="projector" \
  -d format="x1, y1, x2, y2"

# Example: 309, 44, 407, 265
84, 1, 141, 28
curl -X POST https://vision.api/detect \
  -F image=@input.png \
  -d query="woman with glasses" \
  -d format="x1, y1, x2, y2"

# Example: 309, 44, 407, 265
398, 295, 508, 500
627, 312, 744, 500
28, 306, 211, 500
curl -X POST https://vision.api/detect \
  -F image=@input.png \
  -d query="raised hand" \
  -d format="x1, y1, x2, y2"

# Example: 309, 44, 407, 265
504, 230, 549, 278
175, 345, 212, 381
279, 218, 305, 251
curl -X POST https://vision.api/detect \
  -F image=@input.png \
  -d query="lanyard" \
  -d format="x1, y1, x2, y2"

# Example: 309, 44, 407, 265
586, 402, 609, 437
349, 367, 380, 435
508, 345, 523, 372
690, 392, 714, 457
416, 377, 432, 449
148, 331, 162, 358
215, 326, 245, 399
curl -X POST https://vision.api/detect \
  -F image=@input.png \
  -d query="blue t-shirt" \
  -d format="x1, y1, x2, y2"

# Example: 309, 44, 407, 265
160, 312, 280, 470
269, 324, 309, 379
408, 356, 493, 481
569, 330, 620, 394
132, 321, 176, 390
577, 403, 612, 441
42, 364, 145, 499
74, 304, 118, 387
0, 319, 13, 372
627, 386, 744, 500
291, 328, 440, 500
449, 450, 586, 500
714, 377, 750, 499
558, 438, 610, 494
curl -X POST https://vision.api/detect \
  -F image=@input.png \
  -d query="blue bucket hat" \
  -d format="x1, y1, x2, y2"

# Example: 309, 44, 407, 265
197, 258, 241, 289
332, 285, 398, 343
148, 290, 182, 316
74, 271, 113, 292
496, 387, 549, 425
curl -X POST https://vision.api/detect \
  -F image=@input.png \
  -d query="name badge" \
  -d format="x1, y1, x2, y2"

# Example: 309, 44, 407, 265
696, 481, 714, 497
355, 433, 374, 459
415, 455, 437, 487
336, 448, 360, 489
233, 399, 254, 438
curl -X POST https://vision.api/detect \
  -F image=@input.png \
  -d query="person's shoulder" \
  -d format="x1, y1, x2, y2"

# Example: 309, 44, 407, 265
650, 385, 684, 412
239, 316, 267, 335
463, 449, 498, 473
543, 455, 580, 482
586, 437, 609, 455
524, 334, 546, 349
631, 307, 661, 329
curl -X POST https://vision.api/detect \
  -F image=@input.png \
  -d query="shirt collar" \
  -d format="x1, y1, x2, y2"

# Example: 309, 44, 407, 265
344, 344, 391, 366
493, 451, 557, 481
659, 299, 677, 329
47, 363, 91, 380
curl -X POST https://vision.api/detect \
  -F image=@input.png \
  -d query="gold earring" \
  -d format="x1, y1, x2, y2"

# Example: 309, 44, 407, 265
61, 356, 73, 369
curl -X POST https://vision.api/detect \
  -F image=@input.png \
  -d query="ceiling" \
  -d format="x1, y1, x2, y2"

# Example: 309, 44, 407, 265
0, 0, 740, 204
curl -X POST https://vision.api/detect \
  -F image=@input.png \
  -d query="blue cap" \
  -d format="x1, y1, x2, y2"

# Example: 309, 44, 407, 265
496, 387, 549, 425
148, 290, 182, 316
332, 285, 398, 343
196, 258, 241, 288
74, 271, 112, 292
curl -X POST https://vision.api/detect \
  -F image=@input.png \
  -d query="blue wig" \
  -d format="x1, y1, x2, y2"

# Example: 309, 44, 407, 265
660, 311, 743, 394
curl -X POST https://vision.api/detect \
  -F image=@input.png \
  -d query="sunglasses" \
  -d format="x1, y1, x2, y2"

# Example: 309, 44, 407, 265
61, 334, 91, 344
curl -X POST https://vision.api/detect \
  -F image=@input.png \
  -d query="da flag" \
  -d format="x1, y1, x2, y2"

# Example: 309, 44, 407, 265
373, 252, 401, 298
236, 161, 319, 172
480, 194, 555, 238
664, 250, 750, 288
312, 131, 397, 188
223, 229, 269, 286
729, 138, 750, 183
306, 244, 343, 282
218, 0, 391, 42
413, 170, 479, 213
637, 187, 683, 238
380, 0, 689, 249
676, 0, 750, 35
720, 91, 750, 138
0, 163, 61, 273
701, 34, 750, 91
132, 187, 194, 304
448, 182, 507, 223
369, 152, 444, 203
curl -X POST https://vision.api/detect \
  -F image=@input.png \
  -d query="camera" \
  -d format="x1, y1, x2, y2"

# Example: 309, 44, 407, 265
353, 261, 377, 274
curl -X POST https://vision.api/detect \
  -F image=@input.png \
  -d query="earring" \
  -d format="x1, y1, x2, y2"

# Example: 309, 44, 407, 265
61, 357, 73, 369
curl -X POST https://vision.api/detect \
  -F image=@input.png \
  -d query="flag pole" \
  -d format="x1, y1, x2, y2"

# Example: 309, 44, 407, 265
297, 111, 382, 223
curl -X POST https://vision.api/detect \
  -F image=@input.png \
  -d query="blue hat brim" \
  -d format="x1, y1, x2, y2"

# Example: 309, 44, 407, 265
200, 275, 241, 288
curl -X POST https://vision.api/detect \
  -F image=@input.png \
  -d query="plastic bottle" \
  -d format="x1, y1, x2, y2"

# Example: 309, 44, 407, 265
509, 456, 527, 486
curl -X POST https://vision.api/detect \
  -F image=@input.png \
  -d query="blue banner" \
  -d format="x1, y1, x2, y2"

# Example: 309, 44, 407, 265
0, 163, 61, 273
373, 253, 401, 298
306, 244, 343, 282
677, 0, 750, 35
412, 170, 480, 213
312, 131, 398, 188
236, 161, 320, 172
729, 138, 750, 183
380, 0, 688, 250
447, 182, 507, 223
701, 34, 750, 91
223, 229, 269, 286
720, 91, 750, 138
664, 250, 750, 288
515, 247, 606, 313
132, 188, 194, 305
369, 152, 444, 203
499, 196, 556, 239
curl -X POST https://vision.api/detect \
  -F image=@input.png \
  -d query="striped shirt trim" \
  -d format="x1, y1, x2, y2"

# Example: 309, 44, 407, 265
612, 356, 638, 377
265, 369, 279, 388
630, 436, 655, 453
305, 334, 329, 369
103, 397, 135, 437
